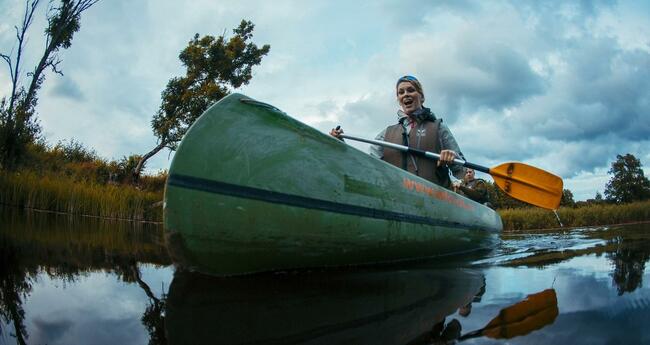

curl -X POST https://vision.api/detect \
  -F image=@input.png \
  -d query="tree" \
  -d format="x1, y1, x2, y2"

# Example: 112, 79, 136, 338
594, 191, 603, 202
604, 154, 650, 204
0, 0, 99, 169
486, 181, 528, 209
560, 189, 575, 207
133, 20, 270, 180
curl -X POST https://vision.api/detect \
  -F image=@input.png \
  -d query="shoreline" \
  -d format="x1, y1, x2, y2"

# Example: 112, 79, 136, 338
0, 202, 163, 225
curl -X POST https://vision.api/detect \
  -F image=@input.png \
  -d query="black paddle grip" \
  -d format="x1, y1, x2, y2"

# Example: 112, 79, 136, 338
463, 161, 490, 174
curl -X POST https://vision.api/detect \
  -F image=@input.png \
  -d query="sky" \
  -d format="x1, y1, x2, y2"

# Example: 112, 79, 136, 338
1, 0, 649, 201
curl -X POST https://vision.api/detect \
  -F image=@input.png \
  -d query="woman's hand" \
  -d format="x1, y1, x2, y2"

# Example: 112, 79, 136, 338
437, 149, 457, 167
452, 180, 461, 192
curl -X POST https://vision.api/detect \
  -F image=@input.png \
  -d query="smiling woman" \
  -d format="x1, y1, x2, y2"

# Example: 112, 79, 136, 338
331, 75, 466, 189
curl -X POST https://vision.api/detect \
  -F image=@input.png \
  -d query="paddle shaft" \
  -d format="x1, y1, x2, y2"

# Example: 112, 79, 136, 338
337, 132, 564, 210
339, 134, 489, 174
341, 134, 552, 192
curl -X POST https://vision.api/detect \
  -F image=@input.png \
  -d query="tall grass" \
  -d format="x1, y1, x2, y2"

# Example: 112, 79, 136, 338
0, 170, 163, 221
499, 200, 650, 231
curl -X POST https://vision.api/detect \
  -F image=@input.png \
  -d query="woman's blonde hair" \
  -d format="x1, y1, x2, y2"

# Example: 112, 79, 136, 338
395, 75, 424, 98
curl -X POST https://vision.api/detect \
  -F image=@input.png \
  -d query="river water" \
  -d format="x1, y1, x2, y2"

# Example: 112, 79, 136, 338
1, 208, 649, 344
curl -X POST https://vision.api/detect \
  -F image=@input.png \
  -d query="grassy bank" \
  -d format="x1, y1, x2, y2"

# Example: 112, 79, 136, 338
4, 153, 649, 229
499, 200, 650, 231
0, 170, 163, 222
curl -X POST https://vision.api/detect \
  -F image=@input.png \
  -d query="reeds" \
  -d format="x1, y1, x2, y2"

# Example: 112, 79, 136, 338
0, 170, 163, 221
499, 200, 650, 231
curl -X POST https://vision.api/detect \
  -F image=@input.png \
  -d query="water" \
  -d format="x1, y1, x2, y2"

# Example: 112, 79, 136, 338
1, 208, 649, 344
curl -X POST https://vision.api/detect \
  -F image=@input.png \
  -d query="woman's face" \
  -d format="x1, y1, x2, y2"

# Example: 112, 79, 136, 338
396, 81, 423, 115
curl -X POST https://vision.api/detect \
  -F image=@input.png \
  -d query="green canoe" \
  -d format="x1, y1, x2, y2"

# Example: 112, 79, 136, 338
164, 93, 502, 276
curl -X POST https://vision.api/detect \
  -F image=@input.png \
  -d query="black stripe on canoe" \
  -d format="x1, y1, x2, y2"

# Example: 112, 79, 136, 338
168, 174, 493, 231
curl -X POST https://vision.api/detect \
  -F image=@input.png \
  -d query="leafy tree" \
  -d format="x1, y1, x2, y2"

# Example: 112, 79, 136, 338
560, 189, 575, 207
54, 139, 98, 163
133, 20, 270, 180
604, 154, 650, 204
594, 191, 603, 202
0, 0, 99, 169
485, 182, 500, 208
486, 181, 528, 209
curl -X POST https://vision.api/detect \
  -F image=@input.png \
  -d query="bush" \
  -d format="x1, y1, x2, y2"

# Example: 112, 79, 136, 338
54, 139, 98, 163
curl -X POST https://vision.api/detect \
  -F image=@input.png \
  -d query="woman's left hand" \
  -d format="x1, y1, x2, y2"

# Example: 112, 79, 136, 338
437, 149, 457, 167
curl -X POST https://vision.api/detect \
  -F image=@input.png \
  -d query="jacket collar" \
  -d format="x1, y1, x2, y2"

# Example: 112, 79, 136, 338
398, 107, 437, 124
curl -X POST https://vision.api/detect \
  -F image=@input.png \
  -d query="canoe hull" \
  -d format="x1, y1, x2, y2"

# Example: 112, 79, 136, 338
164, 94, 502, 276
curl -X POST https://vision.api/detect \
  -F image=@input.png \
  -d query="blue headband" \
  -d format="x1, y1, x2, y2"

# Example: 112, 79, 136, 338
396, 75, 419, 87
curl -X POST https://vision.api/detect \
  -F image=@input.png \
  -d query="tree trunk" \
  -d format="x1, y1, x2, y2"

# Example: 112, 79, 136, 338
133, 141, 166, 183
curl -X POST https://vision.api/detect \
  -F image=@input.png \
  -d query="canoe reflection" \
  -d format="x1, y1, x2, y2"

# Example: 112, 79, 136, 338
165, 268, 484, 344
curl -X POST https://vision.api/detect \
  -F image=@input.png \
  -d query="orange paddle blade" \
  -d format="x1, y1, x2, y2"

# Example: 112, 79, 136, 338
490, 162, 563, 210
483, 289, 558, 339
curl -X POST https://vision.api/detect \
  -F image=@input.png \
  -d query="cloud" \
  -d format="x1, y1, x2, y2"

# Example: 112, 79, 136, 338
564, 168, 610, 200
388, 1, 649, 185
49, 77, 85, 101
32, 317, 73, 343
542, 38, 650, 141
379, 0, 481, 29
393, 4, 548, 123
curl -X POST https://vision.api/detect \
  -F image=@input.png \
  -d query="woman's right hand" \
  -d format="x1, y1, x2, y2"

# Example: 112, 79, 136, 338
329, 126, 344, 140
437, 149, 457, 167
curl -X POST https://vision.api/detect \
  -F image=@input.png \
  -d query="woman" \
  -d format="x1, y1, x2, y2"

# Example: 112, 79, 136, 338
330, 75, 465, 188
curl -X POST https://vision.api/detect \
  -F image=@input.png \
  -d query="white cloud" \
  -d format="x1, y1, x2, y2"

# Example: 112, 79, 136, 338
564, 168, 610, 201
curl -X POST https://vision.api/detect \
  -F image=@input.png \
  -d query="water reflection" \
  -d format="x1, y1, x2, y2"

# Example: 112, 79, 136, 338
166, 268, 485, 345
460, 289, 558, 341
0, 208, 170, 345
607, 234, 650, 296
1, 207, 650, 344
0, 234, 29, 344
497, 224, 650, 296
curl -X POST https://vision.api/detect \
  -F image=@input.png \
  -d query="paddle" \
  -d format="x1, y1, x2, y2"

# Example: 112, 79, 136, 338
339, 133, 564, 210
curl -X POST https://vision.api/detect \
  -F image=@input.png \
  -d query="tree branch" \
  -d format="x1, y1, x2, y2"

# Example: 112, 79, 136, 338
132, 141, 167, 182
4, 0, 40, 119
0, 54, 12, 80
49, 58, 64, 76
23, 0, 99, 114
